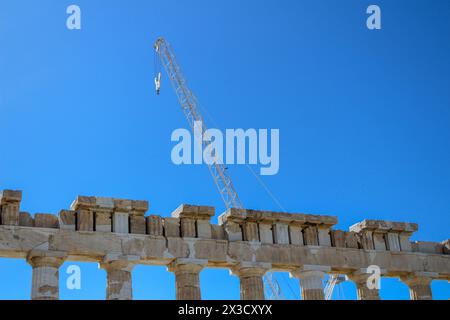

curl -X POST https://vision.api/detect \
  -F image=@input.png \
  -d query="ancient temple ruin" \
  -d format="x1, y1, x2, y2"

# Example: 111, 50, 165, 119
0, 189, 448, 300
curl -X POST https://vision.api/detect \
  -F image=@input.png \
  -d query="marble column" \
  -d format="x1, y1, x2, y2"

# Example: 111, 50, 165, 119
401, 272, 435, 300
168, 259, 206, 300
27, 252, 66, 300
347, 269, 381, 300
290, 265, 329, 300
100, 255, 138, 300
231, 263, 270, 300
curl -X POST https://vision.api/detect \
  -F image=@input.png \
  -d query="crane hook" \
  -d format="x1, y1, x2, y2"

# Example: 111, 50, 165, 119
154, 72, 161, 95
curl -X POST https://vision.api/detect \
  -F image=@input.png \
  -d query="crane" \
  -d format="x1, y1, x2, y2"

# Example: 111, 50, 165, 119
324, 274, 347, 300
153, 37, 284, 300
154, 37, 243, 211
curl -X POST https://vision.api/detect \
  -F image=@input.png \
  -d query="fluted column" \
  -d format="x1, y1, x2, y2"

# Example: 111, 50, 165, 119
347, 269, 381, 300
290, 265, 329, 300
401, 272, 435, 300
168, 259, 206, 300
231, 262, 270, 300
100, 255, 138, 300
27, 251, 66, 300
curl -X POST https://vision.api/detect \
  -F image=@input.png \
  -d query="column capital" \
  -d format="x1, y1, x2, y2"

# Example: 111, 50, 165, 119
401, 272, 436, 300
27, 250, 66, 300
231, 262, 269, 300
347, 267, 386, 281
230, 262, 271, 277
290, 265, 328, 300
347, 268, 383, 300
169, 258, 206, 300
26, 250, 67, 268
99, 254, 139, 272
167, 258, 207, 273
290, 265, 330, 279
400, 272, 437, 285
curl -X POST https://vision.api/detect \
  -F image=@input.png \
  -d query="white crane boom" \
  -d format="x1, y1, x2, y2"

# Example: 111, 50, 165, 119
154, 37, 244, 211
153, 37, 284, 300
325, 274, 347, 300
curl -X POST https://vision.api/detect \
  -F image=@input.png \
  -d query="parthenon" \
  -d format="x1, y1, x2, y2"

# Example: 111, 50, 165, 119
0, 189, 449, 300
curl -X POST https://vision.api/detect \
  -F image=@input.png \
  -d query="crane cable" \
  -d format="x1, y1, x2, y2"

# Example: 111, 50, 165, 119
193, 93, 299, 300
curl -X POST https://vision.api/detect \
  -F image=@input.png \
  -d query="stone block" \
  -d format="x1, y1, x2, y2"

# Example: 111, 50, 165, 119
166, 238, 189, 258
171, 204, 215, 219
95, 211, 112, 232
223, 221, 243, 241
130, 215, 145, 234
303, 226, 319, 246
0, 203, 20, 225
77, 209, 94, 231
373, 232, 387, 251
70, 196, 96, 210
95, 197, 114, 209
350, 219, 418, 233
194, 240, 228, 261
163, 218, 180, 237
242, 222, 259, 242
345, 231, 359, 249
218, 208, 246, 225
130, 200, 149, 214
0, 189, 22, 203
146, 215, 163, 236
245, 209, 337, 226
273, 223, 289, 244
350, 219, 419, 252
180, 218, 196, 238
414, 241, 444, 254
112, 198, 132, 211
19, 212, 34, 227
0, 190, 22, 226
331, 230, 346, 248
442, 240, 450, 254
317, 226, 331, 246
71, 195, 148, 215
258, 223, 273, 244
211, 225, 225, 240
58, 210, 75, 230
399, 233, 413, 252
289, 225, 303, 246
196, 219, 212, 239
34, 213, 59, 228
358, 231, 374, 250
386, 232, 401, 252
112, 212, 129, 233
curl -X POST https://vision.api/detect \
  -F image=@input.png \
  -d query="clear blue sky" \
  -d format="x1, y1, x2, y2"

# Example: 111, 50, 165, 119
0, 0, 449, 299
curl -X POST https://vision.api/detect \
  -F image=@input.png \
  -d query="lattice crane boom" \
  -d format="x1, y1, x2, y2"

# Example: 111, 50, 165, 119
154, 37, 244, 211
153, 37, 284, 300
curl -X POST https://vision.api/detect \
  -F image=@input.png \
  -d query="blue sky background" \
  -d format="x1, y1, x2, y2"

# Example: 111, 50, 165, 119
0, 0, 449, 299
